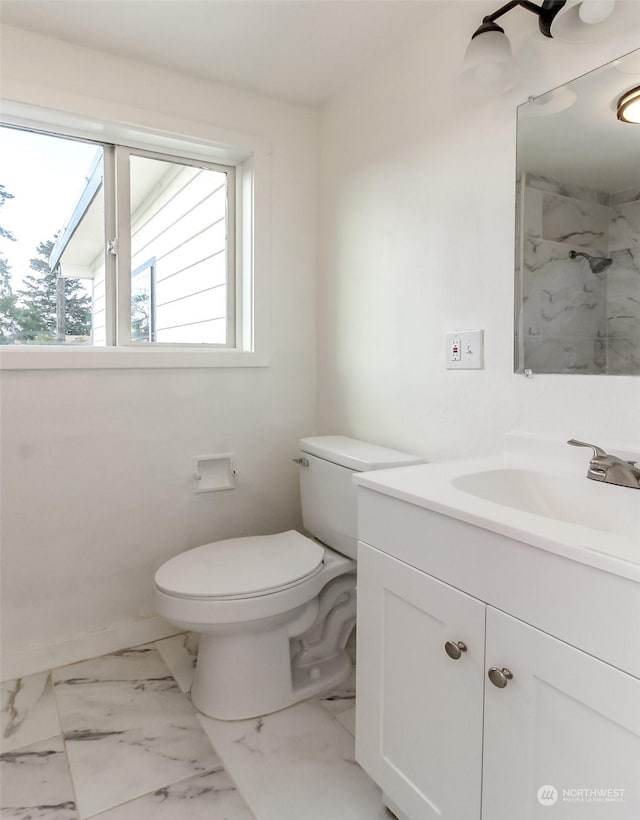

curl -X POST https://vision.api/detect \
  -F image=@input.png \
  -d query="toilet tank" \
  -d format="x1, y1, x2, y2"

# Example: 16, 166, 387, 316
297, 436, 423, 560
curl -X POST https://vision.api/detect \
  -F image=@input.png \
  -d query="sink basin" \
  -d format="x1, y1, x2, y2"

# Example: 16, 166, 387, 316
353, 434, 640, 580
452, 468, 637, 538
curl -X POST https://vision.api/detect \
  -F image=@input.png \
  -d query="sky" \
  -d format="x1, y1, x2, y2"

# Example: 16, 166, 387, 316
0, 125, 100, 291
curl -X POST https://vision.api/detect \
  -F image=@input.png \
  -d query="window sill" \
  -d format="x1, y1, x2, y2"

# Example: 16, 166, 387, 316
0, 346, 270, 370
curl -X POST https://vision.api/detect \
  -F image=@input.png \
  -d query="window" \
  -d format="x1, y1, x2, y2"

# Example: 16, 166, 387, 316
0, 127, 101, 346
0, 125, 241, 353
131, 258, 156, 343
119, 149, 235, 347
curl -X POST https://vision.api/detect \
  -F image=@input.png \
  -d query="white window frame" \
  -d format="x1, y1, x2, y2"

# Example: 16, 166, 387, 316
114, 145, 236, 348
0, 101, 271, 369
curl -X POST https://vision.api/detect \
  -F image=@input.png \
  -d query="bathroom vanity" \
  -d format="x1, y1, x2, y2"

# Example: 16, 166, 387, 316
353, 436, 640, 820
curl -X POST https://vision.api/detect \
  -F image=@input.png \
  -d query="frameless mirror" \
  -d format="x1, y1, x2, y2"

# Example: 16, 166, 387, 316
515, 49, 640, 375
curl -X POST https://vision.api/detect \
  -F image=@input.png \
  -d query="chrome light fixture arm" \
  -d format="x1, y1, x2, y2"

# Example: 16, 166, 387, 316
471, 0, 566, 40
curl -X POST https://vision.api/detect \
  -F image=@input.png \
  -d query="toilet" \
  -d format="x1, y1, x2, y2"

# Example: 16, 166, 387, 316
154, 435, 422, 720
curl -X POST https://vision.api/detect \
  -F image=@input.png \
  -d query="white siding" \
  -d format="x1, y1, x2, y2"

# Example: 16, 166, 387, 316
131, 159, 229, 345
89, 160, 229, 345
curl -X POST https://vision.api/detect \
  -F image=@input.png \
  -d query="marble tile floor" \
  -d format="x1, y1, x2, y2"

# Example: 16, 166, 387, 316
1, 634, 383, 820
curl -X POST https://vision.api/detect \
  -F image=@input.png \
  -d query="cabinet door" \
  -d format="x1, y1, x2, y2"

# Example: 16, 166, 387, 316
483, 607, 640, 820
356, 543, 486, 820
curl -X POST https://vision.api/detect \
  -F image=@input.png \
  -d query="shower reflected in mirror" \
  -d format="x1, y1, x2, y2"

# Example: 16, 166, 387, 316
568, 250, 613, 275
515, 48, 640, 376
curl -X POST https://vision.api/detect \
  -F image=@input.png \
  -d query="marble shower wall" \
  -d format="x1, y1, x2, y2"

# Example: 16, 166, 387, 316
608, 188, 640, 375
518, 175, 640, 375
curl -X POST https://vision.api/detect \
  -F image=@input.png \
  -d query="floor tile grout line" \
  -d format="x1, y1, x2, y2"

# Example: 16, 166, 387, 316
0, 634, 185, 687
78, 761, 230, 820
0, 729, 61, 757
318, 702, 356, 738
193, 714, 260, 820
151, 636, 257, 818
49, 643, 247, 820
0, 671, 58, 754
49, 667, 84, 819
153, 633, 198, 696
17, 638, 357, 820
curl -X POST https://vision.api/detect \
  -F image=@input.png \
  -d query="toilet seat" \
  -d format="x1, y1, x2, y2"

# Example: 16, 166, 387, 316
154, 530, 325, 601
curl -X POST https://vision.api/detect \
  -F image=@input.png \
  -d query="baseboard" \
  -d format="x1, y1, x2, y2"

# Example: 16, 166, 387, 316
1, 616, 181, 682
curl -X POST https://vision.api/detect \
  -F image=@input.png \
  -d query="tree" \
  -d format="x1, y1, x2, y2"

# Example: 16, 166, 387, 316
0, 184, 20, 343
0, 184, 15, 243
0, 256, 20, 343
131, 291, 152, 342
0, 185, 92, 344
17, 239, 92, 342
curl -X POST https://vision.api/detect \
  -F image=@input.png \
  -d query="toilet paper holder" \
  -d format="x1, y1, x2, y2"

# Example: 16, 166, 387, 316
193, 453, 237, 493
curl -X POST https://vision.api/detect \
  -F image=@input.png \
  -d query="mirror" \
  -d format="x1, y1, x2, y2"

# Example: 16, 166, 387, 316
515, 50, 640, 375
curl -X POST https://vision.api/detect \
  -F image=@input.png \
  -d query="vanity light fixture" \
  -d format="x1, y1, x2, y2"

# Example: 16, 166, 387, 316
617, 85, 640, 123
464, 1, 631, 89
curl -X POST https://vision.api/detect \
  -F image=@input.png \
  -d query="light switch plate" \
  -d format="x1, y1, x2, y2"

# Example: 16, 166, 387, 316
446, 330, 484, 369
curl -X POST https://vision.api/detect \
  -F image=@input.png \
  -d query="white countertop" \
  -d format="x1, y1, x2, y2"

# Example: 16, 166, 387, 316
354, 437, 640, 583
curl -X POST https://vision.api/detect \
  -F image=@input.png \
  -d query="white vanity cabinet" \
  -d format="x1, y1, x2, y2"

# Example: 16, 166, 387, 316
356, 544, 486, 820
482, 607, 639, 820
355, 488, 640, 820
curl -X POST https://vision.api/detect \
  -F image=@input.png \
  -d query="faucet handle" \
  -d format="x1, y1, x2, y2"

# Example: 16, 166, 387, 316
567, 439, 607, 458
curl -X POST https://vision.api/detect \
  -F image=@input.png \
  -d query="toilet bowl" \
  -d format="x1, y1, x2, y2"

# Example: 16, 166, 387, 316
154, 436, 422, 720
155, 531, 356, 719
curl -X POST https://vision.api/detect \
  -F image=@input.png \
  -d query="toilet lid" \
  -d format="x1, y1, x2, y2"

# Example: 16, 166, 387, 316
154, 530, 325, 599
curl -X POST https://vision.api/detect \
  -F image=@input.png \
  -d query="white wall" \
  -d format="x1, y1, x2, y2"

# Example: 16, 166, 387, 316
0, 26, 317, 678
2, 9, 639, 680
317, 2, 640, 460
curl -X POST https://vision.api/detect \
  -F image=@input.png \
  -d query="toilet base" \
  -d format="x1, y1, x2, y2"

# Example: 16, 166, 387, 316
190, 573, 357, 720
191, 628, 353, 720
290, 648, 352, 703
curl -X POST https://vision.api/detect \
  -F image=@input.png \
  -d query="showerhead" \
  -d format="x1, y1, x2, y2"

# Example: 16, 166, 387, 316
569, 250, 613, 274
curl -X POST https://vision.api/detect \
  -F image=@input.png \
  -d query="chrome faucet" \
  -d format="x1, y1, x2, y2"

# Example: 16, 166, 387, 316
567, 440, 640, 490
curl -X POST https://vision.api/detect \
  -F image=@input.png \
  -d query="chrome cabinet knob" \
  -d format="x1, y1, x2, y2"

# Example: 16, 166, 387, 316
488, 667, 513, 688
444, 640, 468, 660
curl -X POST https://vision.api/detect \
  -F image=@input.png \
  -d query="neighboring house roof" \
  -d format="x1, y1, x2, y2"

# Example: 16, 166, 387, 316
49, 149, 103, 277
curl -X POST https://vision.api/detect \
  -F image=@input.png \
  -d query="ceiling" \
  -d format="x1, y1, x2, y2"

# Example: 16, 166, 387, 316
0, 0, 447, 107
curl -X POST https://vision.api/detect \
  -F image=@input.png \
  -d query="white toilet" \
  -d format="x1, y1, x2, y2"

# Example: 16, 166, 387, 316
154, 435, 422, 720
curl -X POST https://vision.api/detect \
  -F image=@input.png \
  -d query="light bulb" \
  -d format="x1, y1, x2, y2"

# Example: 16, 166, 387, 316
463, 28, 516, 91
